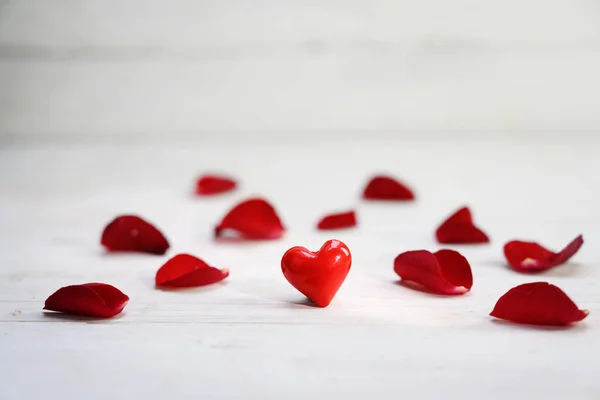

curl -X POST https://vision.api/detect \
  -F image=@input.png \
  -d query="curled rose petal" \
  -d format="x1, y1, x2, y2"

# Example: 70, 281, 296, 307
504, 235, 583, 272
435, 206, 489, 244
101, 215, 169, 255
394, 249, 473, 295
363, 175, 415, 201
195, 174, 237, 196
155, 254, 229, 288
44, 283, 129, 318
317, 210, 357, 230
490, 282, 589, 326
215, 198, 285, 240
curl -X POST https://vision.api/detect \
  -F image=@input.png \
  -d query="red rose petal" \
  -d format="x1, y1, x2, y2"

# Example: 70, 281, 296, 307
215, 198, 285, 240
504, 235, 584, 272
363, 175, 415, 201
195, 175, 237, 196
155, 254, 229, 288
44, 283, 129, 318
393, 249, 473, 295
435, 206, 490, 244
490, 282, 589, 326
317, 210, 357, 230
101, 215, 170, 255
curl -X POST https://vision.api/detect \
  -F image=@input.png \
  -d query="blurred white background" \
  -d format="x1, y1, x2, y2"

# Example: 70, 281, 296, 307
1, 0, 599, 144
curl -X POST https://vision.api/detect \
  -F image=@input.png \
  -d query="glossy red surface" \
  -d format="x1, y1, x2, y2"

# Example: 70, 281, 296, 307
281, 239, 352, 307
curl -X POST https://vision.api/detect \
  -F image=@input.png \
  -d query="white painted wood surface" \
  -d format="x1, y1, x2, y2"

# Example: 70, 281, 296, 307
1, 139, 599, 399
1, 1, 600, 399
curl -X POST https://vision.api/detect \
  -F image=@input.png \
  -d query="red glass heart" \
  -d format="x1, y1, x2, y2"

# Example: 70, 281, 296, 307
281, 239, 352, 307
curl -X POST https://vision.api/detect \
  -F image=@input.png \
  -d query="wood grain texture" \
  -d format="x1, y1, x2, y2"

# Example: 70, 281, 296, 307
0, 139, 599, 399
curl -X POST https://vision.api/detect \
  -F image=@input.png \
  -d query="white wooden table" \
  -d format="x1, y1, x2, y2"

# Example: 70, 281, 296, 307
0, 139, 599, 399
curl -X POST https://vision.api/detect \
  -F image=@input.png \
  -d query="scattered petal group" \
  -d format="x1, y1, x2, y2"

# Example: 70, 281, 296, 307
42, 171, 590, 331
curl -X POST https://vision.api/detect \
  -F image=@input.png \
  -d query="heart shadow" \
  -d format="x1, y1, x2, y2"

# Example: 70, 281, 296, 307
286, 298, 320, 308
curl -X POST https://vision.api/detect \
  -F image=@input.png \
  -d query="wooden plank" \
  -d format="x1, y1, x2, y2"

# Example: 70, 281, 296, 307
0, 140, 598, 398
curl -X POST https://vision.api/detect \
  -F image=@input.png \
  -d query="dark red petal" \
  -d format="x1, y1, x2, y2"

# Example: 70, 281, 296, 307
44, 283, 129, 318
215, 198, 285, 240
504, 235, 584, 272
550, 235, 584, 265
490, 282, 589, 326
363, 176, 415, 201
435, 207, 490, 244
393, 249, 473, 295
155, 254, 229, 288
317, 210, 357, 230
195, 175, 237, 196
101, 215, 169, 255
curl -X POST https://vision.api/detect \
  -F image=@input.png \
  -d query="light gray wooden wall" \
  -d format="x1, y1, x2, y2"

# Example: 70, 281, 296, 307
1, 0, 599, 144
